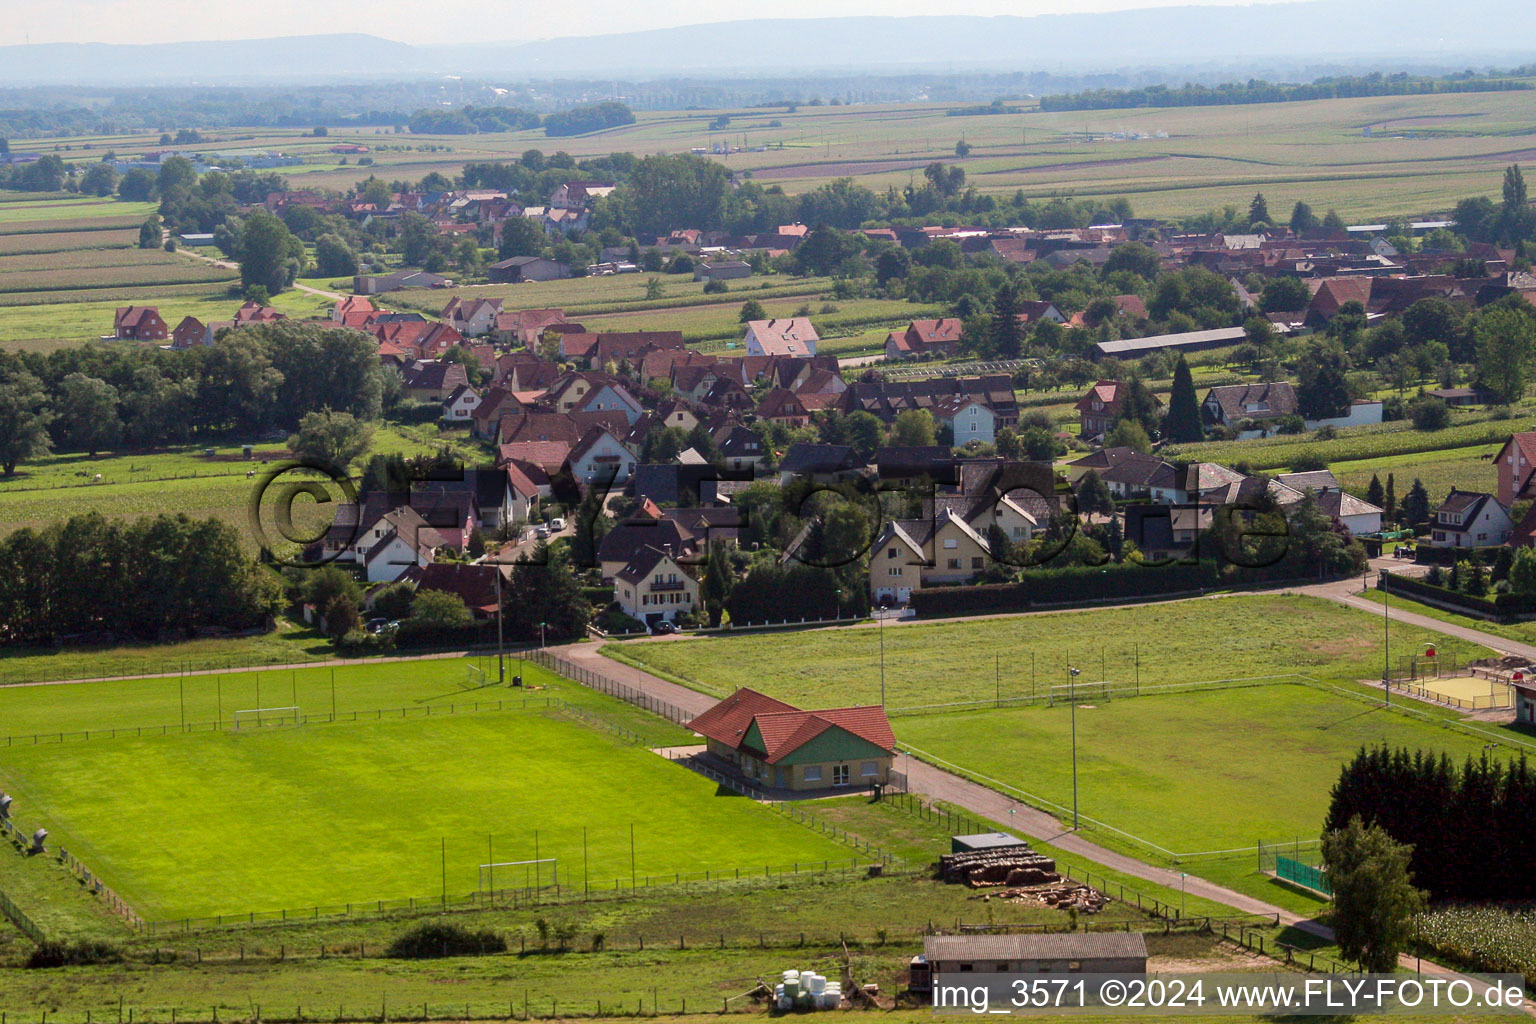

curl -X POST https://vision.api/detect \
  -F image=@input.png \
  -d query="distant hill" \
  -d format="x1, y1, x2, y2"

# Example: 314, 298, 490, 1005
3, 1, 1535, 85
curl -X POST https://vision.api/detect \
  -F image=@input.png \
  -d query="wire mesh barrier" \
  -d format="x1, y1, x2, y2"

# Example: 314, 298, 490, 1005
57, 846, 144, 929
527, 650, 696, 725
0, 696, 564, 749
1275, 857, 1332, 897
135, 857, 890, 938
0, 883, 44, 944
884, 674, 1299, 718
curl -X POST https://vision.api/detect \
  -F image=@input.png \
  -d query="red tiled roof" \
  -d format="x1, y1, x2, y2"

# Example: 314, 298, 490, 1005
687, 688, 800, 748
687, 688, 896, 764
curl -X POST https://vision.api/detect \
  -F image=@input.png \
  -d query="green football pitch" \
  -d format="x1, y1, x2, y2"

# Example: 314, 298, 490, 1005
896, 681, 1522, 859
0, 706, 860, 922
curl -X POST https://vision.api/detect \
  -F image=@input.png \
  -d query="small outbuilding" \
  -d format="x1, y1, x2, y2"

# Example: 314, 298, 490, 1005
951, 832, 1029, 854
914, 933, 1147, 993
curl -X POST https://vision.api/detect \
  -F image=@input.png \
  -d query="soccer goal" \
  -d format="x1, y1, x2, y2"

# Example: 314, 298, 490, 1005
479, 858, 557, 894
464, 662, 487, 691
232, 706, 301, 729
1047, 682, 1113, 706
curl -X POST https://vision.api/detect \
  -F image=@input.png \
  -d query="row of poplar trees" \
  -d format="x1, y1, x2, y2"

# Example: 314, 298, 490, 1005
1326, 744, 1536, 901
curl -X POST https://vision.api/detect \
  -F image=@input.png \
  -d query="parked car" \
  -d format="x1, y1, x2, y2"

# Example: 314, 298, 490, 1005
549, 517, 566, 532
650, 620, 679, 636
534, 525, 550, 539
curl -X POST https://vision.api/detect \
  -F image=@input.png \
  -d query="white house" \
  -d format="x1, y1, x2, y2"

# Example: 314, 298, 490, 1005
568, 427, 639, 486
934, 397, 996, 445
579, 381, 646, 425
615, 545, 700, 625
1315, 487, 1384, 536
442, 384, 482, 423
1429, 490, 1513, 548
743, 317, 819, 357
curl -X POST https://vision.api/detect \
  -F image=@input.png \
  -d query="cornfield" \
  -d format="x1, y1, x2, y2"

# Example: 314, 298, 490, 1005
1417, 905, 1536, 984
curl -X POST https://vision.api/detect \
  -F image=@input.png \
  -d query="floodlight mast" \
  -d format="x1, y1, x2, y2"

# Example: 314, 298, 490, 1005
1067, 663, 1082, 829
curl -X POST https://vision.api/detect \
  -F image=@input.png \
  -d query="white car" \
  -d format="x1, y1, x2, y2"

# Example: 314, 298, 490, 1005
549, 517, 566, 532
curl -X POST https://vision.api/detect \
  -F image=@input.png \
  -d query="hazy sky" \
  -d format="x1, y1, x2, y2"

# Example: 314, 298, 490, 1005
2, 0, 1297, 47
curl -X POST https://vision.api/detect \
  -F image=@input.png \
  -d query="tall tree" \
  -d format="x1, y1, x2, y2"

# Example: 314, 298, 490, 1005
1321, 209, 1346, 232
503, 543, 592, 643
701, 541, 733, 627
1163, 355, 1203, 443
1288, 200, 1317, 235
1384, 473, 1396, 521
1296, 343, 1352, 420
1248, 192, 1270, 228
1401, 478, 1431, 527
1076, 469, 1115, 516
237, 210, 306, 296
989, 284, 1023, 358
1500, 163, 1531, 243
1365, 474, 1385, 510
892, 409, 937, 447
55, 373, 121, 457
0, 374, 52, 477
286, 409, 374, 471
1475, 306, 1536, 402
1114, 370, 1161, 437
1322, 816, 1427, 973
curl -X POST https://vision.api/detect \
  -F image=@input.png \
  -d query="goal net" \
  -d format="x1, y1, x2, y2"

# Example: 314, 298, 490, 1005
479, 858, 557, 894
464, 662, 487, 691
232, 706, 301, 729
1047, 682, 1113, 706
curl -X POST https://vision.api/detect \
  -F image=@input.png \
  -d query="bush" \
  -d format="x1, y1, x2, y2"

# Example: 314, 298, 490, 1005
1409, 396, 1451, 431
386, 922, 506, 959
597, 608, 646, 635
702, 279, 728, 294
26, 940, 123, 968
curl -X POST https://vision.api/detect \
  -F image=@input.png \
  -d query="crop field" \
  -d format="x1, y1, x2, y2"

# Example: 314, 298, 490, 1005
0, 260, 236, 294
1161, 406, 1532, 475
385, 273, 836, 320
12, 88, 1522, 220
895, 682, 1512, 857
0, 227, 137, 256
1330, 443, 1500, 502
0, 696, 854, 920
580, 295, 942, 355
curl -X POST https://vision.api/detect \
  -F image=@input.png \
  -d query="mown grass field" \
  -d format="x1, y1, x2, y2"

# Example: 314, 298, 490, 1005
0, 423, 473, 555
897, 682, 1513, 857
0, 705, 854, 920
604, 594, 1480, 709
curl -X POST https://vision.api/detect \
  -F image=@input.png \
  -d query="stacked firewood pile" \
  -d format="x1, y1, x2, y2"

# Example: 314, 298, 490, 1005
938, 847, 1059, 887
973, 882, 1110, 913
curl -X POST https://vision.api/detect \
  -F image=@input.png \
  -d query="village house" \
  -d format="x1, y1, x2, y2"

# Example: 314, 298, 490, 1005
884, 318, 964, 361
686, 688, 896, 792
440, 296, 503, 337
1073, 380, 1163, 441
934, 396, 996, 445
1495, 432, 1536, 508
401, 360, 471, 403
171, 315, 208, 349
743, 317, 819, 358
113, 305, 169, 341
756, 388, 812, 428
567, 426, 639, 486
494, 308, 570, 347
1428, 490, 1513, 548
441, 383, 481, 423
614, 545, 700, 625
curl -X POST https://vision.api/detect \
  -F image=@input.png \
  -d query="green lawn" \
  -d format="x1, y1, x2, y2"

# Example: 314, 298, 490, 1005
0, 424, 479, 555
898, 682, 1519, 858
605, 594, 1486, 710
0, 702, 848, 921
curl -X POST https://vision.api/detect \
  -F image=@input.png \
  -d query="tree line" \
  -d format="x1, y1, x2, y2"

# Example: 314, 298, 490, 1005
1326, 744, 1536, 902
408, 101, 635, 138
0, 512, 281, 646
1040, 71, 1532, 112
0, 322, 395, 476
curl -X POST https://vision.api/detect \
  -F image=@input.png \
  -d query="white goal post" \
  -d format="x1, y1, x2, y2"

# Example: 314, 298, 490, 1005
479, 858, 557, 893
232, 706, 301, 729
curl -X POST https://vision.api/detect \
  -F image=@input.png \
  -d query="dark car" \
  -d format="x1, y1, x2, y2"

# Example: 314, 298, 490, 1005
650, 620, 678, 636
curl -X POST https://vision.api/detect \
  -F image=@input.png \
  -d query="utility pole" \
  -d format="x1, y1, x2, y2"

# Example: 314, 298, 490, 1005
1068, 664, 1082, 829
1382, 569, 1391, 705
878, 611, 886, 707
495, 569, 506, 685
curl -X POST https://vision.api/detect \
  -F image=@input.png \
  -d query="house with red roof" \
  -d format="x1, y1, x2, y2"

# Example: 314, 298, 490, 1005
1073, 380, 1162, 440
686, 688, 896, 792
1496, 431, 1536, 508
885, 318, 963, 361
113, 306, 169, 341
